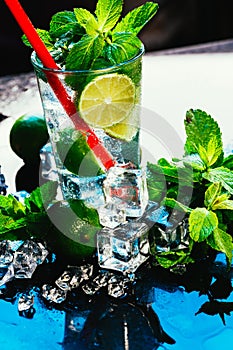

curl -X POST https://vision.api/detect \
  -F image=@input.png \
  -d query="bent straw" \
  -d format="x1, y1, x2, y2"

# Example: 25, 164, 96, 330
4, 0, 115, 170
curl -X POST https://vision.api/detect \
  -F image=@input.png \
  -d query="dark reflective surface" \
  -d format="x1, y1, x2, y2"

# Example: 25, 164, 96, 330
0, 250, 233, 349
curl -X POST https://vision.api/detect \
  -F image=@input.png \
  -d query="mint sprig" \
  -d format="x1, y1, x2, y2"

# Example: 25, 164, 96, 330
22, 0, 158, 70
148, 109, 233, 269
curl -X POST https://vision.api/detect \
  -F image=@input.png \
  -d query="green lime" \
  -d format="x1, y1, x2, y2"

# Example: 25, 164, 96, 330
46, 201, 100, 263
56, 129, 104, 176
9, 114, 49, 163
79, 73, 135, 128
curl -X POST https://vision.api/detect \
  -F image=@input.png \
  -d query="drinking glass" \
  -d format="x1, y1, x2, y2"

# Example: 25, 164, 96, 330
31, 47, 145, 210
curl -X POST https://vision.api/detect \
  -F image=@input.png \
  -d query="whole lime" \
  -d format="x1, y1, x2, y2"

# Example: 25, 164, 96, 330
46, 200, 100, 263
9, 114, 49, 163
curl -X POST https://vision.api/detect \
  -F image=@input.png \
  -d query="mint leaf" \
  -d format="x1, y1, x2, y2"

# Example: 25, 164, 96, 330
66, 34, 104, 70
105, 32, 142, 64
0, 194, 25, 219
222, 154, 233, 170
203, 167, 233, 195
204, 182, 222, 209
22, 29, 54, 50
49, 11, 83, 38
95, 0, 123, 32
114, 2, 158, 35
155, 250, 194, 269
183, 154, 206, 171
212, 198, 233, 210
147, 159, 194, 186
198, 137, 222, 167
74, 8, 99, 34
25, 181, 58, 213
165, 198, 192, 213
184, 109, 223, 165
189, 208, 218, 242
207, 228, 233, 264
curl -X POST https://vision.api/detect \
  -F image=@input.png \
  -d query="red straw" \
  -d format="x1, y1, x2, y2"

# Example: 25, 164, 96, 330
4, 0, 115, 170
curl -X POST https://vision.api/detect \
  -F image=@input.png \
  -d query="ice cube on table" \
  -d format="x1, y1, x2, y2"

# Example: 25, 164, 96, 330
103, 166, 148, 217
18, 293, 34, 312
42, 284, 67, 304
97, 222, 150, 273
107, 274, 130, 298
0, 241, 14, 267
82, 271, 110, 295
98, 202, 126, 228
55, 264, 94, 291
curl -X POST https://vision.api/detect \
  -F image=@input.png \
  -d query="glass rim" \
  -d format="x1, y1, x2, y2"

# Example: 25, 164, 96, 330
31, 45, 145, 74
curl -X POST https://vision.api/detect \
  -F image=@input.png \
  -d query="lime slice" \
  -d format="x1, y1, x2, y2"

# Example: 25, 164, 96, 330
79, 73, 135, 128
104, 109, 139, 141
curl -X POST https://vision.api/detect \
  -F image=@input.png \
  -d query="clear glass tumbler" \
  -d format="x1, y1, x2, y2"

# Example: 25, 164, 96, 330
31, 48, 144, 206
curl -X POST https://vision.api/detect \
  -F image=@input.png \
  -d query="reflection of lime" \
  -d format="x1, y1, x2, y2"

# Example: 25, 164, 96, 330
105, 109, 139, 141
56, 129, 104, 176
10, 114, 49, 162
79, 73, 135, 128
46, 200, 100, 263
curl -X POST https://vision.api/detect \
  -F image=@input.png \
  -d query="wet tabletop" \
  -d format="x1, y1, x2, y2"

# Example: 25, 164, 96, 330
1, 46, 233, 349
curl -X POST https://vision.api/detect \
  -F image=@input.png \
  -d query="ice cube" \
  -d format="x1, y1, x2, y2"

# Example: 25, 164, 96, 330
0, 241, 14, 267
82, 272, 110, 295
97, 222, 150, 273
13, 252, 38, 279
40, 143, 58, 181
62, 172, 106, 208
15, 240, 49, 265
107, 275, 130, 298
98, 202, 126, 228
103, 165, 148, 217
18, 293, 34, 312
55, 270, 74, 291
154, 217, 190, 252
0, 264, 14, 287
42, 284, 67, 303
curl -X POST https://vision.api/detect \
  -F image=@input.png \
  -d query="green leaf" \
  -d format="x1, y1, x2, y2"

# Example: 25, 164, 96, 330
66, 34, 104, 70
49, 11, 83, 38
203, 167, 233, 195
198, 137, 222, 167
74, 8, 99, 35
114, 2, 159, 35
204, 182, 222, 209
222, 154, 233, 170
146, 173, 166, 202
0, 194, 26, 219
183, 153, 206, 171
22, 29, 54, 50
155, 250, 194, 269
184, 109, 223, 165
105, 32, 142, 65
25, 181, 58, 213
207, 228, 233, 264
212, 198, 233, 210
95, 0, 123, 32
189, 208, 218, 242
147, 159, 194, 186
165, 198, 192, 213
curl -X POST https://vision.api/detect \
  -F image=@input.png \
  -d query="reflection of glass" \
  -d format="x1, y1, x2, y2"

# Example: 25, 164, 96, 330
62, 296, 175, 350
31, 48, 144, 205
